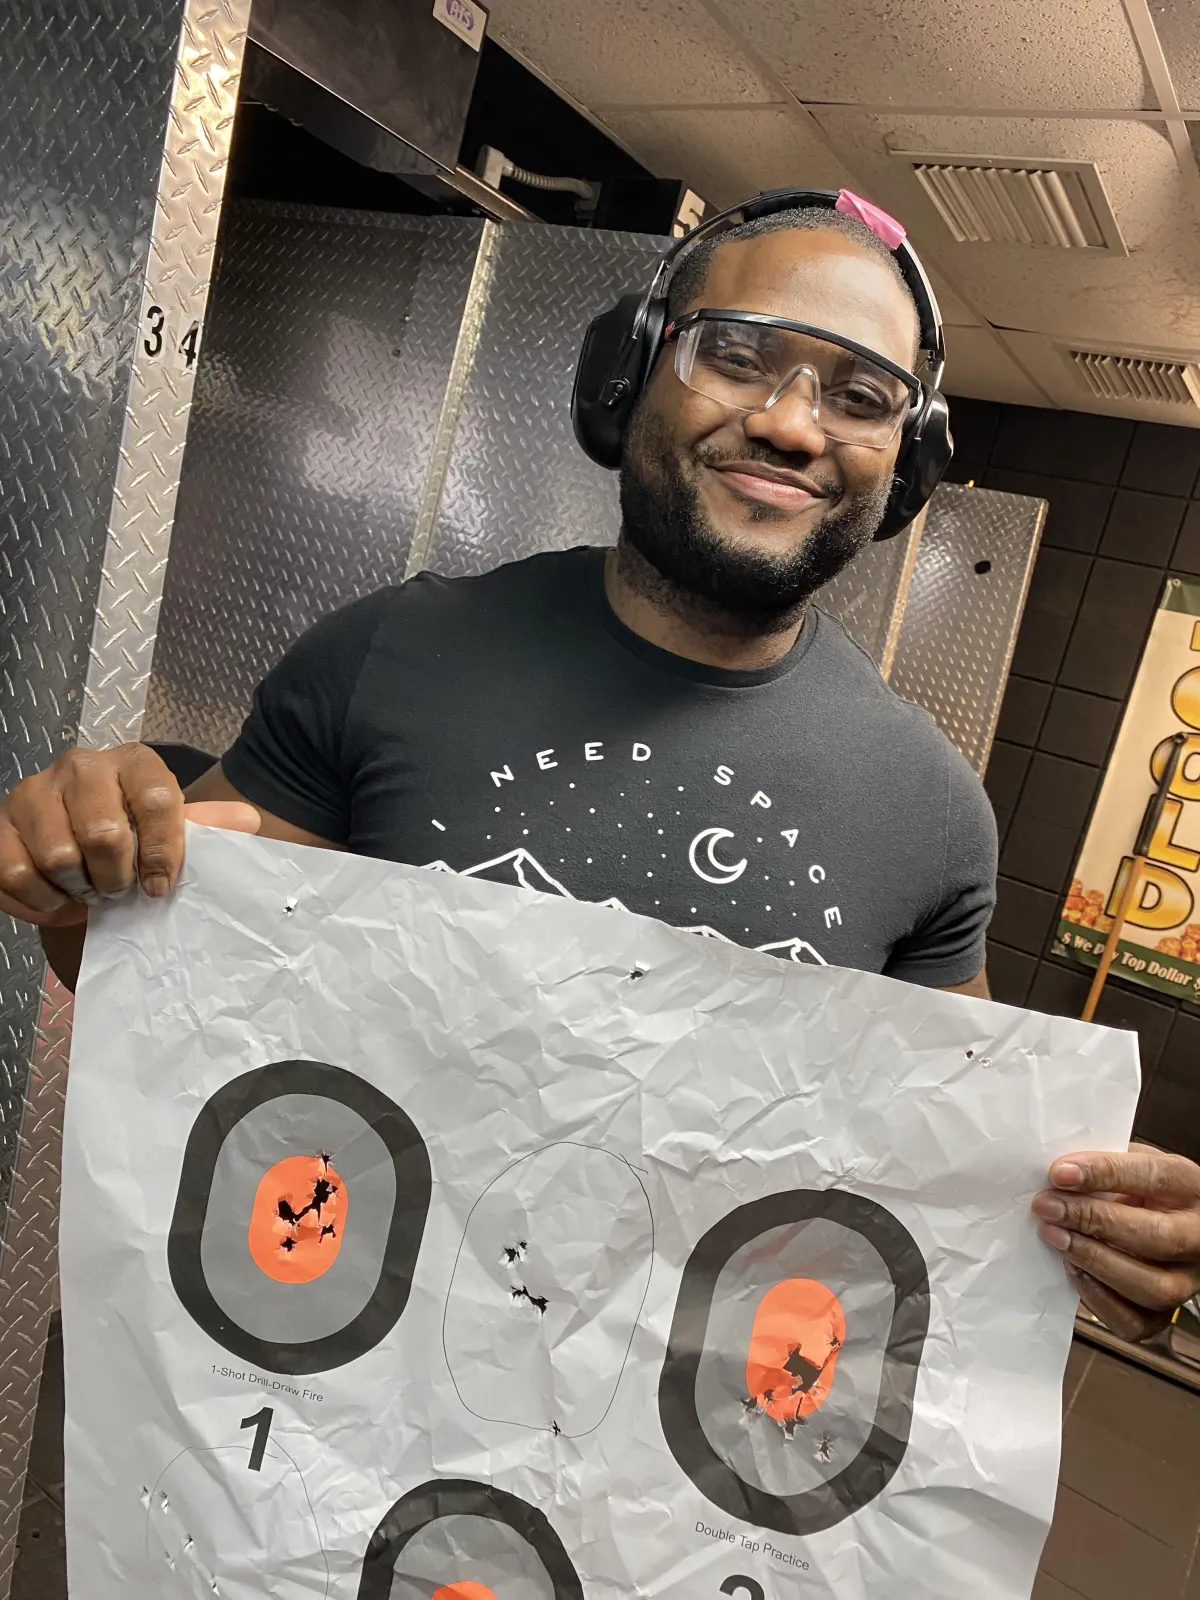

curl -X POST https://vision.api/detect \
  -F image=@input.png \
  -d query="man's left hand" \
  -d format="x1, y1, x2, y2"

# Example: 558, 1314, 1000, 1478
1032, 1144, 1200, 1342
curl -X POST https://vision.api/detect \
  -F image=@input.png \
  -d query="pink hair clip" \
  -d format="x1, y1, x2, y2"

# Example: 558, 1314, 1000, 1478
835, 189, 907, 250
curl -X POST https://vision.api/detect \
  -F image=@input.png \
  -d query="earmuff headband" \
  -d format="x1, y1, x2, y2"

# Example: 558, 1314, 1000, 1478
633, 188, 945, 383
569, 184, 954, 541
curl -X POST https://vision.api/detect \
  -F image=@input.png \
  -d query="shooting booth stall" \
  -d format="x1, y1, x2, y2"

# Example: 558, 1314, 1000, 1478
0, 0, 1045, 1589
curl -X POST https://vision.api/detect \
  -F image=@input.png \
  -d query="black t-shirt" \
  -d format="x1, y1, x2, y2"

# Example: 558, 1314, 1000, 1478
223, 548, 997, 986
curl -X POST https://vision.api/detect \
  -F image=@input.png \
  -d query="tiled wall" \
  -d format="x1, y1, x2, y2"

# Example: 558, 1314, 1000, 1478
946, 399, 1200, 1162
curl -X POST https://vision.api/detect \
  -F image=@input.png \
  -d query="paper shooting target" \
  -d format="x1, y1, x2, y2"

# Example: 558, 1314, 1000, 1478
143, 1435, 328, 1599
357, 1479, 584, 1600
659, 1190, 929, 1535
442, 1144, 654, 1437
168, 1061, 431, 1373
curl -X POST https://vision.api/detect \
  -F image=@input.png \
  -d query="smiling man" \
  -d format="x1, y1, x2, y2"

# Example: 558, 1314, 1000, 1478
4, 190, 1200, 1341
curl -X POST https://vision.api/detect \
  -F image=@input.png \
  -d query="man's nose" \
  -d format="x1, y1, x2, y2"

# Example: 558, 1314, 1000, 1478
741, 378, 831, 459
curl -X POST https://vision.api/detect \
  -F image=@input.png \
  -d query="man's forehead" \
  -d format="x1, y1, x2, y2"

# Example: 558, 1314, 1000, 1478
686, 230, 919, 368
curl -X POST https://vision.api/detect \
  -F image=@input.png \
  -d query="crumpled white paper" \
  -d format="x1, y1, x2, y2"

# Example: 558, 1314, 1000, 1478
60, 824, 1141, 1600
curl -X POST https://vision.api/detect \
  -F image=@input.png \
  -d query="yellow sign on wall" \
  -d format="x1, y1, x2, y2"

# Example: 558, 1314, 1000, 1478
1054, 577, 1200, 1001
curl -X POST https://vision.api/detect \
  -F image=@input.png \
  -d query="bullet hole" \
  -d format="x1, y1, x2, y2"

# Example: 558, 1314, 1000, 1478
978, 1057, 992, 1069
284, 896, 298, 915
966, 1050, 974, 1059
816, 1433, 834, 1464
974, 559, 991, 575
551, 1420, 562, 1436
628, 968, 645, 981
249, 1153, 345, 1282
161, 1493, 170, 1510
275, 1158, 339, 1251
140, 1487, 151, 1509
743, 1280, 845, 1439
500, 1240, 528, 1266
511, 1284, 549, 1315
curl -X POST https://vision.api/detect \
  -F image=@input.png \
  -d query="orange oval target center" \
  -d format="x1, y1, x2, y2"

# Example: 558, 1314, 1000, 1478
247, 1154, 346, 1284
745, 1276, 846, 1425
433, 1586, 498, 1600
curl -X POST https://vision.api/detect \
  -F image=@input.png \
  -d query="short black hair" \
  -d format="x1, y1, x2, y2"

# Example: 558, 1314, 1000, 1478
666, 205, 922, 360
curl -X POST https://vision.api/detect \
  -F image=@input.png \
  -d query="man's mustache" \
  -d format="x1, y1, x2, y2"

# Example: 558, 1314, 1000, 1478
693, 444, 844, 504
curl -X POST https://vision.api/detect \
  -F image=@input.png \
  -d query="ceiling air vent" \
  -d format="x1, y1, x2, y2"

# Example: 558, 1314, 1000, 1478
1066, 348, 1200, 409
900, 154, 1125, 252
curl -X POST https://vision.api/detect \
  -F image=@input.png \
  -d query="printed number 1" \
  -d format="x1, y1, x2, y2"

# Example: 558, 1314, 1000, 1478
239, 1405, 274, 1472
721, 1580, 765, 1600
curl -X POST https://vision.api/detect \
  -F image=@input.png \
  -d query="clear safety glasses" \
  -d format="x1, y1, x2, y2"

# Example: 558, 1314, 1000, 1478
667, 309, 921, 450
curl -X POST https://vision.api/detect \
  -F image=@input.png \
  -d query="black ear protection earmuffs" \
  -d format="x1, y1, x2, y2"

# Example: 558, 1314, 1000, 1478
570, 188, 953, 542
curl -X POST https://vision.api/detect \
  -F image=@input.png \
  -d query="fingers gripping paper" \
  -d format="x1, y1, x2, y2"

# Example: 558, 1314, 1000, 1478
60, 827, 1140, 1600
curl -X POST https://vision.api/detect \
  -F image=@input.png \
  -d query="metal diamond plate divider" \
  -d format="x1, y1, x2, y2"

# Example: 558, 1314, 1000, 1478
0, 0, 249, 1586
0, 982, 72, 1584
144, 207, 482, 753
888, 483, 1046, 775
424, 223, 665, 577
79, 0, 250, 749
0, 0, 180, 1246
820, 513, 924, 671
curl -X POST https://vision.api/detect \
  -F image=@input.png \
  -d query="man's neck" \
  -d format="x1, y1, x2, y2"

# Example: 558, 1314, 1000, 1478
603, 543, 805, 671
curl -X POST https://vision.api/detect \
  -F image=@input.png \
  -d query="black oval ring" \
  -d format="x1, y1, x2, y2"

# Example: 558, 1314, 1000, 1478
168, 1060, 431, 1375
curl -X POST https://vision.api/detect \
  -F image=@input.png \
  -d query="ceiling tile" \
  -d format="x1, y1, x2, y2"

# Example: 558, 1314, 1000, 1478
485, 0, 776, 108
600, 106, 861, 207
1150, 0, 1200, 109
925, 264, 982, 327
707, 0, 1151, 111
942, 326, 1054, 407
808, 111, 1200, 347
1001, 329, 1200, 427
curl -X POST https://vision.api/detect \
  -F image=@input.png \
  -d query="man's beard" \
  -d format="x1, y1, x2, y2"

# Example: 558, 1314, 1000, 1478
618, 405, 893, 624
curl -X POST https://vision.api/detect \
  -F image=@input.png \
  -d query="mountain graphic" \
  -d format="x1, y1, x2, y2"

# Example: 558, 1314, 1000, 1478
755, 937, 828, 965
424, 849, 575, 898
424, 850, 822, 963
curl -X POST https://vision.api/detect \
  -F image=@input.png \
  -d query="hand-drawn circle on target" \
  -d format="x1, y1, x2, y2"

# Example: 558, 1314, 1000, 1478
144, 1440, 329, 1598
357, 1479, 584, 1599
168, 1061, 431, 1373
659, 1190, 929, 1536
443, 1142, 655, 1438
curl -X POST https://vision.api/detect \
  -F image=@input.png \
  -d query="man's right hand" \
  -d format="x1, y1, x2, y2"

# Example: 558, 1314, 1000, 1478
0, 744, 261, 928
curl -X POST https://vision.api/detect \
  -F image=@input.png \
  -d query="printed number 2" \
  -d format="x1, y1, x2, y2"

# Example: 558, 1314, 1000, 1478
721, 1580, 765, 1600
239, 1405, 274, 1472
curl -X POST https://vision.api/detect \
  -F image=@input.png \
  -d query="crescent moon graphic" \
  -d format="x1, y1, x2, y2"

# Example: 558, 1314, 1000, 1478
688, 827, 748, 886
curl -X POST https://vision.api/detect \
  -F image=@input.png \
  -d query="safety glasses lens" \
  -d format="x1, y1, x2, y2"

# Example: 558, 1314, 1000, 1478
675, 319, 912, 446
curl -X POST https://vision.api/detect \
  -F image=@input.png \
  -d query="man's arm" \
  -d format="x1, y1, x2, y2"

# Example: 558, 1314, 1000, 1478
939, 970, 990, 999
184, 760, 345, 843
886, 745, 998, 991
24, 756, 339, 993
932, 963, 1200, 1344
11, 590, 393, 989
1034, 1146, 1200, 1343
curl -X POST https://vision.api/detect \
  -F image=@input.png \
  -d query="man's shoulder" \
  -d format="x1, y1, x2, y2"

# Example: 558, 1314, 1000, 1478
810, 608, 983, 785
397, 546, 596, 613
809, 607, 934, 728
